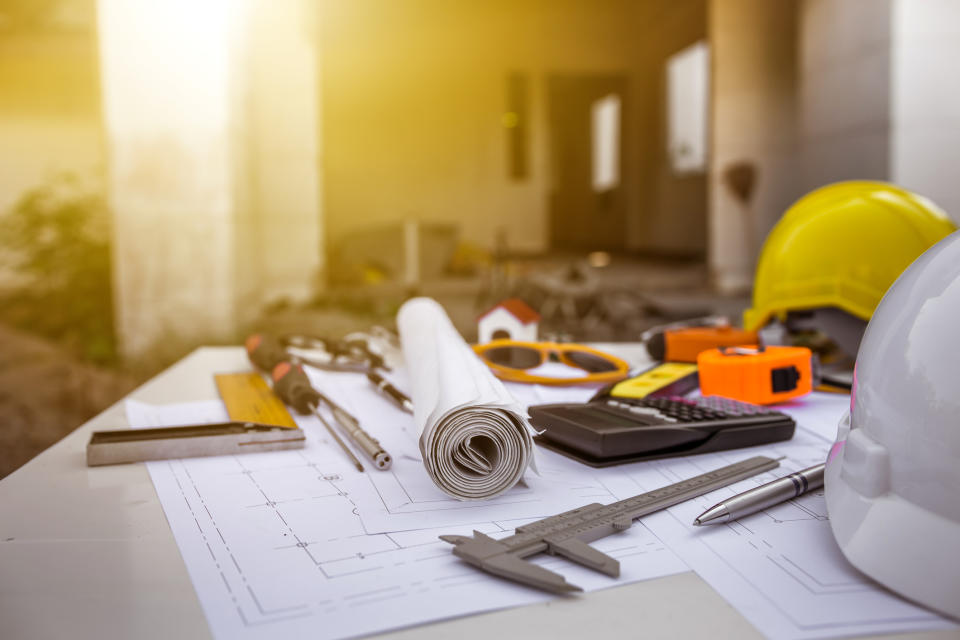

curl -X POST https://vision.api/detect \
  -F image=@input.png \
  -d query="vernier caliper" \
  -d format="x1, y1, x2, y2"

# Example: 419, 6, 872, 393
440, 455, 779, 593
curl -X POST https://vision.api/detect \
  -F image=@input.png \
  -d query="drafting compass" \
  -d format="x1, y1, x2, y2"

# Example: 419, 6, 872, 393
440, 455, 779, 593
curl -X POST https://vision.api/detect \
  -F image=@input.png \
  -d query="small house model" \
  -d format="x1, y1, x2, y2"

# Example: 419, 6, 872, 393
477, 298, 540, 343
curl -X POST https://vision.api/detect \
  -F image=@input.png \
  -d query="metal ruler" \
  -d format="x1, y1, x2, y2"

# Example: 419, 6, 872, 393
87, 422, 306, 466
215, 372, 299, 429
441, 455, 780, 593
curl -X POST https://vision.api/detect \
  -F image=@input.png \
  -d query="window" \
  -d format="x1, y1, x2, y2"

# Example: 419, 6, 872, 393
591, 94, 621, 192
667, 40, 710, 174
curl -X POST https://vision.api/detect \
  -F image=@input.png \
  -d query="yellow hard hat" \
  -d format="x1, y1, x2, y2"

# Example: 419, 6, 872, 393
743, 181, 957, 331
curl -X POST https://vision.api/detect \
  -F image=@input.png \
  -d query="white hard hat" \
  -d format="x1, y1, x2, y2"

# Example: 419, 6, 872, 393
825, 230, 960, 619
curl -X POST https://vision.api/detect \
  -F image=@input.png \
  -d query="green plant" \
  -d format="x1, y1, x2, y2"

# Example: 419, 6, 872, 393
0, 174, 117, 363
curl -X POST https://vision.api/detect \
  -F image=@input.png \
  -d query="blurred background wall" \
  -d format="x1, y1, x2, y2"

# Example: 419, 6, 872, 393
0, 0, 101, 214
320, 0, 709, 260
3, 0, 960, 359
2, 0, 960, 477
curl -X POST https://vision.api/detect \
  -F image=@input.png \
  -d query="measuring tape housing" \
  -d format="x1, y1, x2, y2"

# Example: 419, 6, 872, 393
697, 345, 813, 405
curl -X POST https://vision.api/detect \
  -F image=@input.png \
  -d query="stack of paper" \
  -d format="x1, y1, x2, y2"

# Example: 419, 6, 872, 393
397, 297, 536, 500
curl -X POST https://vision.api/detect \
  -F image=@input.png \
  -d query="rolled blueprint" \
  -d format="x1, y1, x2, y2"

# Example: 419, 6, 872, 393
397, 297, 536, 500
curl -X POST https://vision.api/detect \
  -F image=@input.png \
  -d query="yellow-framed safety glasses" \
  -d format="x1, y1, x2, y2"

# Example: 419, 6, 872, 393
472, 339, 630, 385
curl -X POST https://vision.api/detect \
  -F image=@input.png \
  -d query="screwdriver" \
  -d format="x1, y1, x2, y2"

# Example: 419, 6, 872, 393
245, 333, 364, 425
245, 333, 289, 372
245, 334, 364, 470
272, 362, 391, 470
245, 334, 392, 471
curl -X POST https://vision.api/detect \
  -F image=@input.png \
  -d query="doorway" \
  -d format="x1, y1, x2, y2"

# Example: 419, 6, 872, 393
546, 74, 629, 251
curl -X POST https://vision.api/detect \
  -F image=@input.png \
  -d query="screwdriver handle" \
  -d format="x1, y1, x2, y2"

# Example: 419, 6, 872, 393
271, 362, 321, 415
271, 362, 387, 469
245, 333, 366, 471
245, 333, 289, 372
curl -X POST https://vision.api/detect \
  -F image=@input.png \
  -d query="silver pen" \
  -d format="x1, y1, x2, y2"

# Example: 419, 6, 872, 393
366, 370, 413, 413
693, 462, 825, 526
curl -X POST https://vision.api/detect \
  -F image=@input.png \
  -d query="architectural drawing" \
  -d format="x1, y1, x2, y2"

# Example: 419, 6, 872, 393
128, 391, 955, 640
131, 401, 685, 639
619, 399, 955, 638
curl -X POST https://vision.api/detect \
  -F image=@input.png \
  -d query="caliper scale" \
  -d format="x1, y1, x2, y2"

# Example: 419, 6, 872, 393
440, 455, 779, 593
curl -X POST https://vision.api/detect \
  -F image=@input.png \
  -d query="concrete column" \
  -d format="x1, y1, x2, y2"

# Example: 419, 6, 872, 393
239, 0, 324, 310
710, 0, 957, 295
708, 0, 799, 294
890, 0, 960, 222
798, 0, 892, 190
98, 0, 240, 360
98, 0, 322, 360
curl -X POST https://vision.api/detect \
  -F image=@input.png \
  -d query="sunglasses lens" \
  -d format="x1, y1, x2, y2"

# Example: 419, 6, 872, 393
565, 350, 618, 373
482, 346, 542, 370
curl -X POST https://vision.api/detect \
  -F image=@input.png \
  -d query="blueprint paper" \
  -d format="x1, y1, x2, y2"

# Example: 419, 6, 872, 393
129, 389, 956, 640
126, 399, 687, 640
396, 297, 537, 500
339, 444, 636, 534
302, 366, 611, 533
627, 393, 956, 639
125, 398, 231, 427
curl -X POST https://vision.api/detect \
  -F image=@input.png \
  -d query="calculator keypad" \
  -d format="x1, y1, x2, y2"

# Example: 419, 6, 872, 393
605, 395, 777, 423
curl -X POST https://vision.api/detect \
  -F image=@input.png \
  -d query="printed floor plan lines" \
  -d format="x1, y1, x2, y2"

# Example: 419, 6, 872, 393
127, 392, 955, 640
129, 399, 687, 639
351, 444, 626, 534
147, 453, 687, 638
623, 394, 954, 638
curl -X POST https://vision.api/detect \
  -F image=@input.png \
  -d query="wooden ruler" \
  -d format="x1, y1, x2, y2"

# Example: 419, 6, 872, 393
215, 372, 298, 429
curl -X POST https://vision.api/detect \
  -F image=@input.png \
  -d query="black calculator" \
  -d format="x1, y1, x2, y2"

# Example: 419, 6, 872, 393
529, 395, 795, 467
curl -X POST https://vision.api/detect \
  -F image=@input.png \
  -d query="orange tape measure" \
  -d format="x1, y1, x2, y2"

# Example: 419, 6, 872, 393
646, 325, 758, 363
697, 345, 814, 405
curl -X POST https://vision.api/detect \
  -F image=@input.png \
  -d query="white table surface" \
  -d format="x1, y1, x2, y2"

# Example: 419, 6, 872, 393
0, 346, 955, 640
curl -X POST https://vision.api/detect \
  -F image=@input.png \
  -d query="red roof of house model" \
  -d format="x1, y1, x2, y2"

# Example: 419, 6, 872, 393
478, 298, 541, 324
